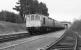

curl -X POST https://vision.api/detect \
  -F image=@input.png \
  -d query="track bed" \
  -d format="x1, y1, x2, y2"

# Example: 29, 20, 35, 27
46, 30, 81, 50
0, 28, 64, 43
0, 33, 30, 43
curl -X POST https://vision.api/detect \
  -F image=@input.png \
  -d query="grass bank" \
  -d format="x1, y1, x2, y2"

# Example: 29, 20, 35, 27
0, 21, 27, 34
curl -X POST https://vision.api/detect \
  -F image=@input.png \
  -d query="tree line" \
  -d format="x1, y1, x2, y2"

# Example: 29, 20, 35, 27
0, 11, 24, 23
0, 0, 49, 23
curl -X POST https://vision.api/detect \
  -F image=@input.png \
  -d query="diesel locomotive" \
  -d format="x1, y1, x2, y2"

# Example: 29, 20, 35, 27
25, 14, 65, 35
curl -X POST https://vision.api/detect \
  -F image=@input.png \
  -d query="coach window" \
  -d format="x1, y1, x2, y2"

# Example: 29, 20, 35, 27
35, 15, 40, 20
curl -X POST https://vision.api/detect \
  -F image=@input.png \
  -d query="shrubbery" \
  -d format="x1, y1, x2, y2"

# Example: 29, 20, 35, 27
70, 20, 81, 33
0, 11, 24, 23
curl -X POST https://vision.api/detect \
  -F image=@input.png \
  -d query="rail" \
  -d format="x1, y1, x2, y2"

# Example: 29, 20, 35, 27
0, 33, 30, 43
45, 30, 81, 50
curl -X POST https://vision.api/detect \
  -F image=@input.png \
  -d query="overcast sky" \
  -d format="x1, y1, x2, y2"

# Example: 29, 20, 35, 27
0, 0, 81, 22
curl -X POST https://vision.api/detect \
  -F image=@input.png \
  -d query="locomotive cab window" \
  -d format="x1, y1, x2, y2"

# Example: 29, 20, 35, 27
31, 15, 35, 20
35, 14, 40, 20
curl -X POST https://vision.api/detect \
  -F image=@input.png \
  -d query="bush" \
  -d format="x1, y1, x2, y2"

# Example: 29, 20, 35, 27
70, 20, 81, 33
0, 11, 24, 23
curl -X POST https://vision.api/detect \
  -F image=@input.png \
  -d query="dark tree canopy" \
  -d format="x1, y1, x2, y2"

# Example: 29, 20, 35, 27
13, 0, 49, 20
38, 2, 49, 16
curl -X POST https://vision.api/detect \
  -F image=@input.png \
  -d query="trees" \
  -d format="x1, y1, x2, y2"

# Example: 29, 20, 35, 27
13, 0, 49, 20
0, 11, 16, 22
38, 2, 49, 16
0, 11, 24, 23
13, 0, 26, 20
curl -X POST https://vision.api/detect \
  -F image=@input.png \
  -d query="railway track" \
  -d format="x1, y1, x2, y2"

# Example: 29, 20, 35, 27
0, 33, 30, 43
0, 29, 62, 43
45, 30, 81, 50
0, 29, 65, 43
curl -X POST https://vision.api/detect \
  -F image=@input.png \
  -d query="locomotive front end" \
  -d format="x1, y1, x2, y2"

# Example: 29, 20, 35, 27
25, 14, 42, 34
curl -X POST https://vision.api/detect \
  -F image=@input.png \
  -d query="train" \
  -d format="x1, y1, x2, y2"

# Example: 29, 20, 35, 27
25, 14, 65, 35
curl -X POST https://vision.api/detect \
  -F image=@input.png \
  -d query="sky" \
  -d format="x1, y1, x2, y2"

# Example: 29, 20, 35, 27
0, 0, 81, 22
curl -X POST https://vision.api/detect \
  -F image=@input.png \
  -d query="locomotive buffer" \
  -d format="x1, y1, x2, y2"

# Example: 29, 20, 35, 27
45, 30, 81, 50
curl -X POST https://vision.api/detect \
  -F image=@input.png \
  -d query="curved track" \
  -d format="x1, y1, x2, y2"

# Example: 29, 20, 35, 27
46, 30, 81, 50
0, 29, 64, 43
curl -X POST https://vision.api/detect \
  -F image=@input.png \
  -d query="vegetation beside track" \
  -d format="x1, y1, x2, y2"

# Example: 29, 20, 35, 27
0, 21, 27, 34
69, 20, 81, 34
